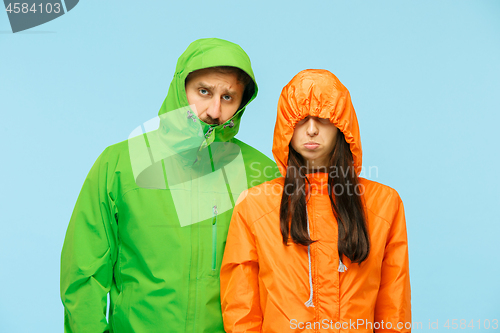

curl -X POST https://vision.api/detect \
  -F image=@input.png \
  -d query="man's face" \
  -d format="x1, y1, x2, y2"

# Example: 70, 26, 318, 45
185, 68, 245, 125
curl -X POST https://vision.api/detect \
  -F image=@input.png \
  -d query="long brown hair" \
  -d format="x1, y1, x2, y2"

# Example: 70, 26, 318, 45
279, 131, 370, 264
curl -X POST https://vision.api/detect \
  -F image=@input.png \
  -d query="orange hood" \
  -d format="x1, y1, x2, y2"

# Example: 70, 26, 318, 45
272, 69, 362, 176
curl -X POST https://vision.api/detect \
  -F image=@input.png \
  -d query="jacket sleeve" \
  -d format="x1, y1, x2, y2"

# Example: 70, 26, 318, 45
374, 195, 412, 332
220, 191, 262, 333
60, 148, 117, 333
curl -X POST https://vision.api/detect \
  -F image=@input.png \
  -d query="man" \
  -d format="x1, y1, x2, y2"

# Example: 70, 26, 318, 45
60, 38, 279, 333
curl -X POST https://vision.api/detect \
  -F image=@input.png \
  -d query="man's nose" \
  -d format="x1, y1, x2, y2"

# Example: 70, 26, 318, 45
306, 118, 319, 136
206, 97, 222, 120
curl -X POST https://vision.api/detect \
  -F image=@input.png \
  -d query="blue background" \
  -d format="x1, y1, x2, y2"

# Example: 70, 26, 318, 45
1, 1, 499, 332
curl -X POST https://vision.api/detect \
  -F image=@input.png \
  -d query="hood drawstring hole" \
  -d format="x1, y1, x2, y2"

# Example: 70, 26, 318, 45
223, 120, 234, 129
205, 127, 214, 138
187, 110, 197, 122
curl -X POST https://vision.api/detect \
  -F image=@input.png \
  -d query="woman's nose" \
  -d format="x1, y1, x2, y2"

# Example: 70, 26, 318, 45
306, 118, 319, 136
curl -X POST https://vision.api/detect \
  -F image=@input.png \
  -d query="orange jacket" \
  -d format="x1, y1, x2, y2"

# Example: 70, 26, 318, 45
220, 70, 411, 332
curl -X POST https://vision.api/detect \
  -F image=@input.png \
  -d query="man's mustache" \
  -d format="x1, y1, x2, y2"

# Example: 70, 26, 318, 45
201, 116, 221, 125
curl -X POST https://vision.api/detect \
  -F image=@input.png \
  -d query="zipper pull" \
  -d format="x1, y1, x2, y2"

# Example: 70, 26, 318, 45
212, 205, 218, 225
212, 204, 218, 271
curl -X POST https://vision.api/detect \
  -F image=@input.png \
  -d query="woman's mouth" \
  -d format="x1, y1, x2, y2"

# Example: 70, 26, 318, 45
304, 142, 320, 150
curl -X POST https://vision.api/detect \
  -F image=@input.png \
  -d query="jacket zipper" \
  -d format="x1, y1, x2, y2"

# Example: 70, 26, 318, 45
212, 205, 218, 271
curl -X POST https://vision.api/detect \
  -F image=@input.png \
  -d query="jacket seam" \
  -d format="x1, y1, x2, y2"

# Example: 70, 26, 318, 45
364, 189, 398, 227
246, 200, 281, 229
99, 147, 114, 252
115, 187, 144, 207
365, 206, 392, 227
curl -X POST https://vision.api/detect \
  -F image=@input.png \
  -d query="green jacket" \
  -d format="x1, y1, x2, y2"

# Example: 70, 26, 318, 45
60, 38, 279, 333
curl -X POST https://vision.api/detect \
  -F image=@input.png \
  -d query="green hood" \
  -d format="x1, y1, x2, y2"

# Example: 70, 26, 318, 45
158, 38, 258, 144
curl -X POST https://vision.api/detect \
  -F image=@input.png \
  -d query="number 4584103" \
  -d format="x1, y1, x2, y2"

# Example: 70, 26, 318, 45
6, 3, 61, 14
444, 319, 498, 330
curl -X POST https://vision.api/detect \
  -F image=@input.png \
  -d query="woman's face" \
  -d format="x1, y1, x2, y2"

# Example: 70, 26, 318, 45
290, 116, 339, 171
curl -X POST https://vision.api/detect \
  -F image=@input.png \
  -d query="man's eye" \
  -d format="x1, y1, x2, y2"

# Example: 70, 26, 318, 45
199, 89, 209, 95
222, 95, 232, 101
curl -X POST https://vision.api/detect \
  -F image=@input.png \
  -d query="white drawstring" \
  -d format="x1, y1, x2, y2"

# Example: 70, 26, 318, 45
338, 258, 348, 272
304, 206, 314, 307
304, 206, 348, 308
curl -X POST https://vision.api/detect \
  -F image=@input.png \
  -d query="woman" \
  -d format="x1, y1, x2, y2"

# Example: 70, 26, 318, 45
220, 69, 411, 332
